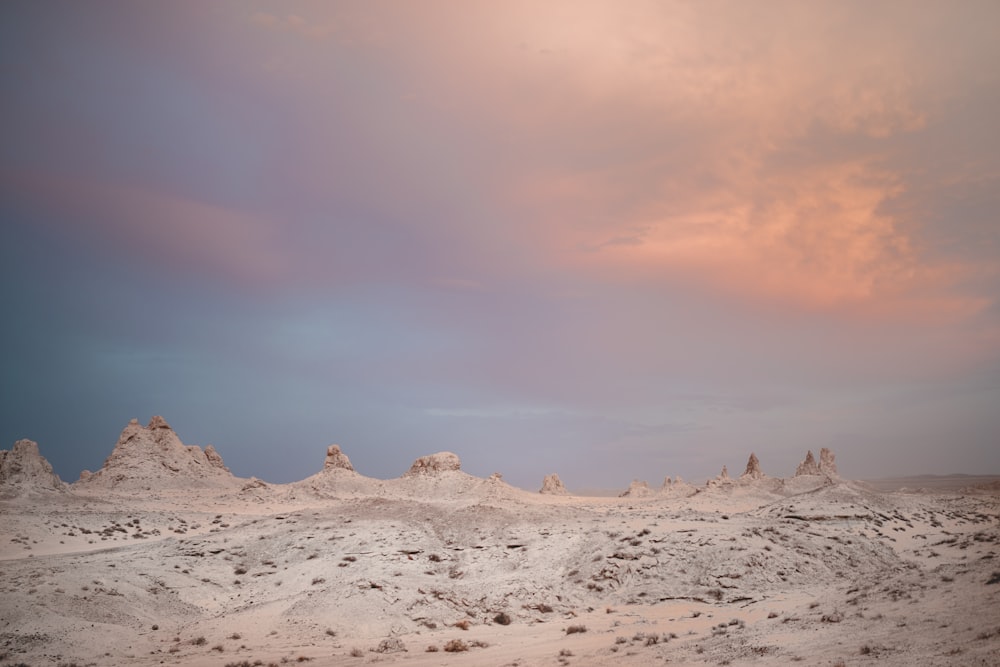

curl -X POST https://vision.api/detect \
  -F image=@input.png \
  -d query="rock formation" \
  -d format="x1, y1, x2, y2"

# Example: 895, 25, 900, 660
662, 476, 697, 496
75, 416, 237, 490
619, 479, 653, 497
404, 452, 461, 475
741, 452, 764, 480
203, 445, 229, 472
539, 473, 568, 495
0, 439, 66, 493
819, 447, 838, 476
795, 450, 820, 476
323, 444, 355, 472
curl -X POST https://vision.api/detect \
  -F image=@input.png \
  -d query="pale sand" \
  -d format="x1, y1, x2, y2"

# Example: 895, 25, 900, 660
1, 473, 998, 666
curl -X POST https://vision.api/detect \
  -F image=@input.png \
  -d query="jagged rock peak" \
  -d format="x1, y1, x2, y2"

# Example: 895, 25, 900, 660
539, 473, 568, 495
405, 452, 461, 475
719, 465, 730, 480
203, 445, 229, 471
741, 452, 764, 480
148, 415, 171, 430
819, 447, 838, 475
323, 444, 355, 472
0, 439, 66, 492
619, 479, 653, 497
795, 450, 820, 476
78, 415, 235, 490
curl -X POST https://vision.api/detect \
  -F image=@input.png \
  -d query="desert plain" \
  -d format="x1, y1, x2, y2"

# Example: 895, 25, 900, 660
1, 417, 998, 666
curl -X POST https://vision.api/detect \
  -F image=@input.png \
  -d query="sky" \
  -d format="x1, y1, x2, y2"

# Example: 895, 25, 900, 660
2, 1, 999, 491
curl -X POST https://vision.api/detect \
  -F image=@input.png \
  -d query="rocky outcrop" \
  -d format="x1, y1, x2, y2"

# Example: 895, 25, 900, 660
795, 450, 820, 476
75, 416, 237, 490
619, 479, 653, 497
0, 439, 66, 493
323, 445, 355, 472
539, 473, 568, 495
404, 452, 461, 476
741, 453, 764, 480
662, 476, 697, 496
819, 447, 837, 476
203, 445, 229, 471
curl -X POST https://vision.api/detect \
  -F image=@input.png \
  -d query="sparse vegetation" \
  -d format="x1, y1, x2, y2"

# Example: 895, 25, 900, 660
443, 639, 469, 652
565, 624, 587, 635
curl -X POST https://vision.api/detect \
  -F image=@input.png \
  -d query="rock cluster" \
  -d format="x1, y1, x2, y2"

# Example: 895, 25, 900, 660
404, 451, 461, 476
619, 479, 654, 497
0, 439, 66, 493
539, 473, 568, 495
76, 416, 235, 489
795, 448, 838, 477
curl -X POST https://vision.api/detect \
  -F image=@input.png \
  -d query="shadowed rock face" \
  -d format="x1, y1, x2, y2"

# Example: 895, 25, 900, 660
0, 439, 65, 493
539, 473, 568, 495
323, 445, 355, 472
404, 452, 461, 476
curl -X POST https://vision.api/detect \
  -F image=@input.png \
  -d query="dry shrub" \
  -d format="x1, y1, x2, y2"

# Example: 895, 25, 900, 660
443, 639, 469, 652
565, 625, 587, 635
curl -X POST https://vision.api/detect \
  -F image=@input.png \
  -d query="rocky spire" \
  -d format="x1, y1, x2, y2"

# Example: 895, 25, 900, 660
539, 473, 568, 495
795, 450, 820, 476
819, 447, 838, 476
741, 452, 764, 480
0, 439, 66, 493
323, 444, 355, 472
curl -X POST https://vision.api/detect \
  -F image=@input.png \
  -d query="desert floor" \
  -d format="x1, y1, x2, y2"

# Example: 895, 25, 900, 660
2, 477, 999, 667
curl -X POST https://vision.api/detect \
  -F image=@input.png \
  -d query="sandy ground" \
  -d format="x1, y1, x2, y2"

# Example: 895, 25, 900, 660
2, 476, 999, 667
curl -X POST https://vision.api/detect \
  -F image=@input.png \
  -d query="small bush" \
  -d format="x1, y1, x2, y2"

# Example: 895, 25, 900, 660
191, 636, 207, 646
443, 639, 468, 652
426, 645, 439, 652
494, 612, 512, 625
565, 625, 587, 635
454, 619, 470, 631
349, 647, 364, 657
311, 577, 325, 585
